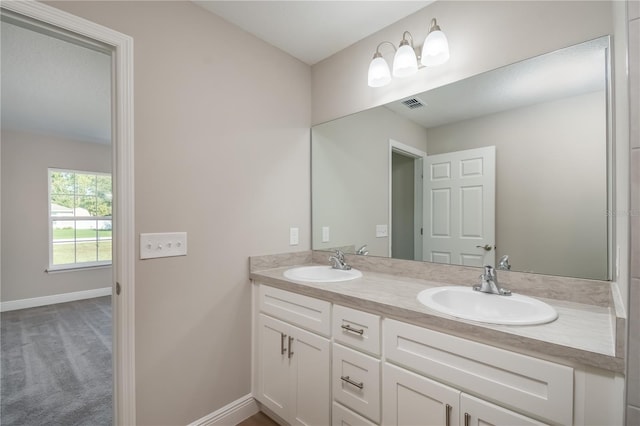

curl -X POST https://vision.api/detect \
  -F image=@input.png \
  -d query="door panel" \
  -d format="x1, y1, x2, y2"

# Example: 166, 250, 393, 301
383, 363, 459, 426
258, 314, 291, 421
460, 394, 547, 426
291, 325, 330, 426
424, 146, 496, 267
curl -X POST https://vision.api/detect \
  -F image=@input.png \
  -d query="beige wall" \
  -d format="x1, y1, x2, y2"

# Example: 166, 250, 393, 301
427, 91, 608, 280
1, 129, 112, 301
46, 1, 311, 425
311, 1, 615, 125
312, 107, 427, 257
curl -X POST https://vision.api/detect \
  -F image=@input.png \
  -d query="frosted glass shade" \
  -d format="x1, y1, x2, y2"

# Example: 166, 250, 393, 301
368, 56, 391, 87
421, 30, 450, 67
392, 44, 418, 78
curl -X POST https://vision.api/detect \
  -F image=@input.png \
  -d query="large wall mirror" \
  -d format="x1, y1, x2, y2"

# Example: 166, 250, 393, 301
312, 36, 613, 281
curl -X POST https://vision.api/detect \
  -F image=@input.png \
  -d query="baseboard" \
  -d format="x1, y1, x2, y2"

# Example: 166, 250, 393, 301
188, 394, 259, 426
0, 287, 112, 312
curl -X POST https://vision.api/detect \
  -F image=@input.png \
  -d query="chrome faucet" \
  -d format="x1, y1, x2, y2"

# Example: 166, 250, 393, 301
356, 244, 369, 255
497, 255, 511, 270
329, 250, 352, 270
473, 265, 511, 296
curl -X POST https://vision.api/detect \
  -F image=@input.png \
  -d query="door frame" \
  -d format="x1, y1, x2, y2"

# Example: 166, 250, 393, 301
1, 1, 136, 424
389, 139, 426, 260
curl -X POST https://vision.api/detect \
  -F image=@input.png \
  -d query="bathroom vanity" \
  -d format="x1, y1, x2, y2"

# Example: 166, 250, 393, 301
249, 252, 625, 426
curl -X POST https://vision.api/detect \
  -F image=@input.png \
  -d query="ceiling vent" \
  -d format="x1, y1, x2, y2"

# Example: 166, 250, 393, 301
400, 97, 426, 109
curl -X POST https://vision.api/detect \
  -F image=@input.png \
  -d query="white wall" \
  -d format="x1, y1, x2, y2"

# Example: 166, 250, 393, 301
1, 129, 112, 301
45, 2, 311, 425
427, 91, 608, 279
312, 106, 427, 257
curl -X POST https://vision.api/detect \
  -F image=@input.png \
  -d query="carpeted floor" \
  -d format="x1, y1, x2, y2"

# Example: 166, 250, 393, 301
1, 296, 112, 426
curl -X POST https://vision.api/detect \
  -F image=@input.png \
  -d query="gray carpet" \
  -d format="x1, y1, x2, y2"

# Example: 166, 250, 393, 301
1, 296, 112, 426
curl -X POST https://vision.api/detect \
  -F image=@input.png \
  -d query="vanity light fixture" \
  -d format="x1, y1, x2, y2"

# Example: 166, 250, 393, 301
367, 17, 450, 88
421, 18, 450, 67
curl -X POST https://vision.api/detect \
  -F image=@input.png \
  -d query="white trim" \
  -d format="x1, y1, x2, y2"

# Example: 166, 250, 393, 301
1, 287, 112, 312
0, 2, 137, 425
187, 394, 259, 426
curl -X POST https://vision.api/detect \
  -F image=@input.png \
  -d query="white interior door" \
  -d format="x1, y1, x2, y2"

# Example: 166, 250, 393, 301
423, 146, 495, 267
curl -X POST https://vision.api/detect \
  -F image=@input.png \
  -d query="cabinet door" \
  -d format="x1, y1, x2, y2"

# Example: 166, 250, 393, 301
460, 394, 547, 426
290, 324, 331, 426
258, 314, 291, 421
383, 363, 459, 426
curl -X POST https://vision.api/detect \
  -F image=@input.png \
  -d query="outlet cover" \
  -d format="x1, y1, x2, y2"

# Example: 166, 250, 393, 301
322, 226, 330, 243
290, 227, 299, 246
376, 224, 388, 238
140, 232, 187, 259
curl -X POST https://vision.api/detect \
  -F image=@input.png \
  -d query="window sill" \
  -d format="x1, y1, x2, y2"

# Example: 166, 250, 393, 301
46, 264, 112, 274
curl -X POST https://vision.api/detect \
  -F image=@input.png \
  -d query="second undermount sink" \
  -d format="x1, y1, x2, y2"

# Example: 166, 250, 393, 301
417, 286, 558, 325
283, 265, 362, 283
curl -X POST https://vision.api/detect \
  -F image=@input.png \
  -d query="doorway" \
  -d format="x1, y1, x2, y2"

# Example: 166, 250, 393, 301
0, 2, 134, 424
389, 140, 425, 261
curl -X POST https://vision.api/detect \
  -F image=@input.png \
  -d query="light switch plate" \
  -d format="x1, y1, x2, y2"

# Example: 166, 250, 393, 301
290, 227, 299, 246
140, 232, 187, 259
376, 224, 388, 238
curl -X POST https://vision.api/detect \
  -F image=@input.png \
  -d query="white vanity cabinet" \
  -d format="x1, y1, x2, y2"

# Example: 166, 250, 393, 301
383, 319, 573, 425
255, 286, 331, 426
252, 283, 623, 426
383, 363, 545, 426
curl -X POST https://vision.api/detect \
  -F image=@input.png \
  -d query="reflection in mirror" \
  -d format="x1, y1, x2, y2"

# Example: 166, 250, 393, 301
312, 36, 612, 281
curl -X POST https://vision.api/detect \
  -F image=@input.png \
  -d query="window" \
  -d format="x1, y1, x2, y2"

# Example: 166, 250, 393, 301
49, 169, 112, 270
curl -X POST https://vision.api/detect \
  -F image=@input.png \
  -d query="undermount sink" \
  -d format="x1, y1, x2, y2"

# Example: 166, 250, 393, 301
417, 286, 558, 325
283, 265, 362, 283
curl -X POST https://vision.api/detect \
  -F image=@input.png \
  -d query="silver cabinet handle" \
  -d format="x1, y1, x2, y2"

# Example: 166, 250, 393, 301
341, 324, 364, 335
464, 412, 470, 426
280, 333, 287, 355
340, 375, 364, 389
288, 336, 294, 359
445, 404, 451, 426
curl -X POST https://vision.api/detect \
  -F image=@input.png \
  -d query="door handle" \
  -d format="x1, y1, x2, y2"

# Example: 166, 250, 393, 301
476, 244, 494, 251
445, 404, 451, 426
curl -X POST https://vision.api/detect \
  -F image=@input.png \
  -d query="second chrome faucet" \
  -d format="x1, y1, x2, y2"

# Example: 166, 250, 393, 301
473, 265, 511, 296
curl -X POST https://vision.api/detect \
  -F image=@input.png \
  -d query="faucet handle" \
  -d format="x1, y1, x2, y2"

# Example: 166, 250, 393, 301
483, 265, 495, 278
334, 249, 345, 261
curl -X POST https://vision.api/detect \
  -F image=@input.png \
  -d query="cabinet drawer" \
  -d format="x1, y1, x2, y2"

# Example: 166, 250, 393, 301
333, 305, 381, 356
333, 343, 381, 423
259, 285, 331, 336
332, 401, 377, 426
384, 319, 573, 426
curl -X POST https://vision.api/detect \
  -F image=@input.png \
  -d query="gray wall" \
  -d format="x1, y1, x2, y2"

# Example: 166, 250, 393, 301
426, 91, 607, 279
46, 2, 311, 425
391, 152, 415, 260
1, 129, 112, 301
312, 107, 427, 257
627, 0, 640, 423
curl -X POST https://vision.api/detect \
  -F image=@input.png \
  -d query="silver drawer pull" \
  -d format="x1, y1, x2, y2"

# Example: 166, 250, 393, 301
340, 375, 364, 389
280, 333, 287, 355
341, 324, 364, 335
288, 336, 294, 359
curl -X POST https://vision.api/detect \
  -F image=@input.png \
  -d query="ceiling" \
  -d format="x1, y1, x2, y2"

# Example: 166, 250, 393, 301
1, 20, 112, 144
385, 37, 607, 128
1, 2, 431, 144
193, 1, 433, 65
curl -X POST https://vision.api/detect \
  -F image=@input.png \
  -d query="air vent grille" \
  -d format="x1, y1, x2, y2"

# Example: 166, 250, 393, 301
401, 97, 426, 109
